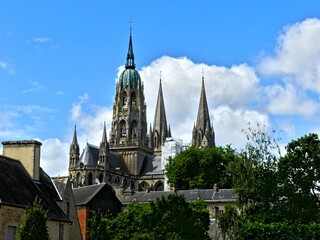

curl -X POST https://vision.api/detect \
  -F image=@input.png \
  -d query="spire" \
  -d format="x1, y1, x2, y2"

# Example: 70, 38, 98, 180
153, 77, 168, 150
125, 30, 135, 69
193, 73, 215, 148
72, 125, 78, 146
102, 121, 107, 143
196, 75, 211, 133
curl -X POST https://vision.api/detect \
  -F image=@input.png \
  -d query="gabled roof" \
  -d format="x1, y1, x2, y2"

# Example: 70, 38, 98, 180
52, 176, 69, 199
73, 183, 108, 206
77, 143, 99, 166
0, 155, 70, 222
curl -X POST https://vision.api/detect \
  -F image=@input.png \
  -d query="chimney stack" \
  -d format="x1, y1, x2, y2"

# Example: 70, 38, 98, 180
2, 140, 42, 181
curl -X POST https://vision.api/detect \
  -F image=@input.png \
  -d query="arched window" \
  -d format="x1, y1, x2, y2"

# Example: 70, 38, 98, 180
120, 120, 126, 137
130, 92, 136, 106
122, 92, 128, 106
139, 181, 150, 191
154, 181, 164, 191
131, 120, 138, 140
88, 172, 93, 185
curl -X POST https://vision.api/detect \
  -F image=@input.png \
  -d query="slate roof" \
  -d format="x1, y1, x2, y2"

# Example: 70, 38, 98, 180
0, 155, 70, 222
73, 183, 112, 206
122, 189, 237, 205
140, 155, 164, 175
52, 176, 69, 199
77, 143, 99, 166
77, 143, 130, 173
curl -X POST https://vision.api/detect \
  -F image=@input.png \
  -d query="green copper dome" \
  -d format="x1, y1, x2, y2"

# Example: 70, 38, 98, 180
119, 31, 141, 88
119, 68, 141, 88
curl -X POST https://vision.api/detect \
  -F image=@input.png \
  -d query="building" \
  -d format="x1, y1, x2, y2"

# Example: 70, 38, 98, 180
52, 176, 83, 240
68, 31, 215, 198
73, 183, 122, 240
0, 140, 73, 240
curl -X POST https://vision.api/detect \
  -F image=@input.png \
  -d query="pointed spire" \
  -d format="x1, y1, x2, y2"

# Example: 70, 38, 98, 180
102, 121, 107, 143
168, 124, 172, 138
153, 77, 168, 150
196, 74, 211, 133
72, 125, 78, 146
125, 29, 135, 69
193, 73, 214, 148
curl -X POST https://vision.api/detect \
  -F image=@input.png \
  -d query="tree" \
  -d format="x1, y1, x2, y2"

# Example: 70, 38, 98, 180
18, 196, 50, 240
277, 133, 320, 223
219, 129, 320, 239
166, 146, 236, 190
90, 194, 210, 240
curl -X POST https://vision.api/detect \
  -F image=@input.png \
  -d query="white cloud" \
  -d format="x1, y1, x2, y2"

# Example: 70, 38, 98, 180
22, 81, 45, 94
259, 18, 320, 93
0, 60, 15, 74
0, 105, 54, 139
265, 83, 319, 116
213, 106, 270, 150
138, 56, 261, 145
70, 93, 113, 148
33, 37, 51, 43
40, 138, 69, 177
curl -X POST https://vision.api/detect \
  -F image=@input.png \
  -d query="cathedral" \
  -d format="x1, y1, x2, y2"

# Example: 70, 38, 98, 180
68, 32, 215, 199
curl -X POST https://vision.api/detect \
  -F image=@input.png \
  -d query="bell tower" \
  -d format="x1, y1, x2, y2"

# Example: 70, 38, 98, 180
109, 31, 152, 175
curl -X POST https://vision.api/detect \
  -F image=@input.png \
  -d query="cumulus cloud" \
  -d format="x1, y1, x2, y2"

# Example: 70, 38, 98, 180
213, 106, 270, 149
40, 138, 69, 176
70, 93, 113, 148
265, 83, 319, 116
259, 18, 320, 93
138, 56, 262, 146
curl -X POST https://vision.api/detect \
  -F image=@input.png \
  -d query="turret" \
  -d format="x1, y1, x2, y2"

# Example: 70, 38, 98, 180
69, 125, 80, 168
99, 122, 109, 170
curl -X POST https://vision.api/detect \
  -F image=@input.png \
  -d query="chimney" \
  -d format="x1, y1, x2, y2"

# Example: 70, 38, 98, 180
213, 183, 219, 192
2, 140, 42, 181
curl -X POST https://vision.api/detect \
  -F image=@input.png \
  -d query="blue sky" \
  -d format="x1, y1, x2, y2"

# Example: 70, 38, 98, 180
1, 1, 320, 176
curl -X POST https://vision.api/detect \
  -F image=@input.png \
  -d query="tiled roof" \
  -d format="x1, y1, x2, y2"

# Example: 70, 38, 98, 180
0, 155, 70, 222
122, 189, 237, 205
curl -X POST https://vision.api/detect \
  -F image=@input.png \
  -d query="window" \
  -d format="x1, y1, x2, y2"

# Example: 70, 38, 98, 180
7, 226, 17, 240
122, 92, 128, 106
66, 202, 70, 217
59, 223, 64, 240
120, 120, 126, 137
131, 92, 136, 106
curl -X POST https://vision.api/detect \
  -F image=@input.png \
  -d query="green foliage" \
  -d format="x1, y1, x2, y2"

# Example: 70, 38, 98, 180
166, 145, 236, 190
236, 222, 320, 240
89, 194, 210, 240
18, 196, 50, 240
219, 125, 320, 239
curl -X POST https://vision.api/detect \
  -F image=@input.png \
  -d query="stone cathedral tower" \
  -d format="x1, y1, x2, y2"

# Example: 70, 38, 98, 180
108, 31, 153, 176
192, 75, 215, 148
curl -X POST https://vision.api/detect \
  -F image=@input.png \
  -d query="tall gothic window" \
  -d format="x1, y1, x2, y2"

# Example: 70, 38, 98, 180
88, 172, 93, 185
120, 120, 126, 137
131, 120, 138, 140
122, 92, 128, 106
131, 92, 136, 106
